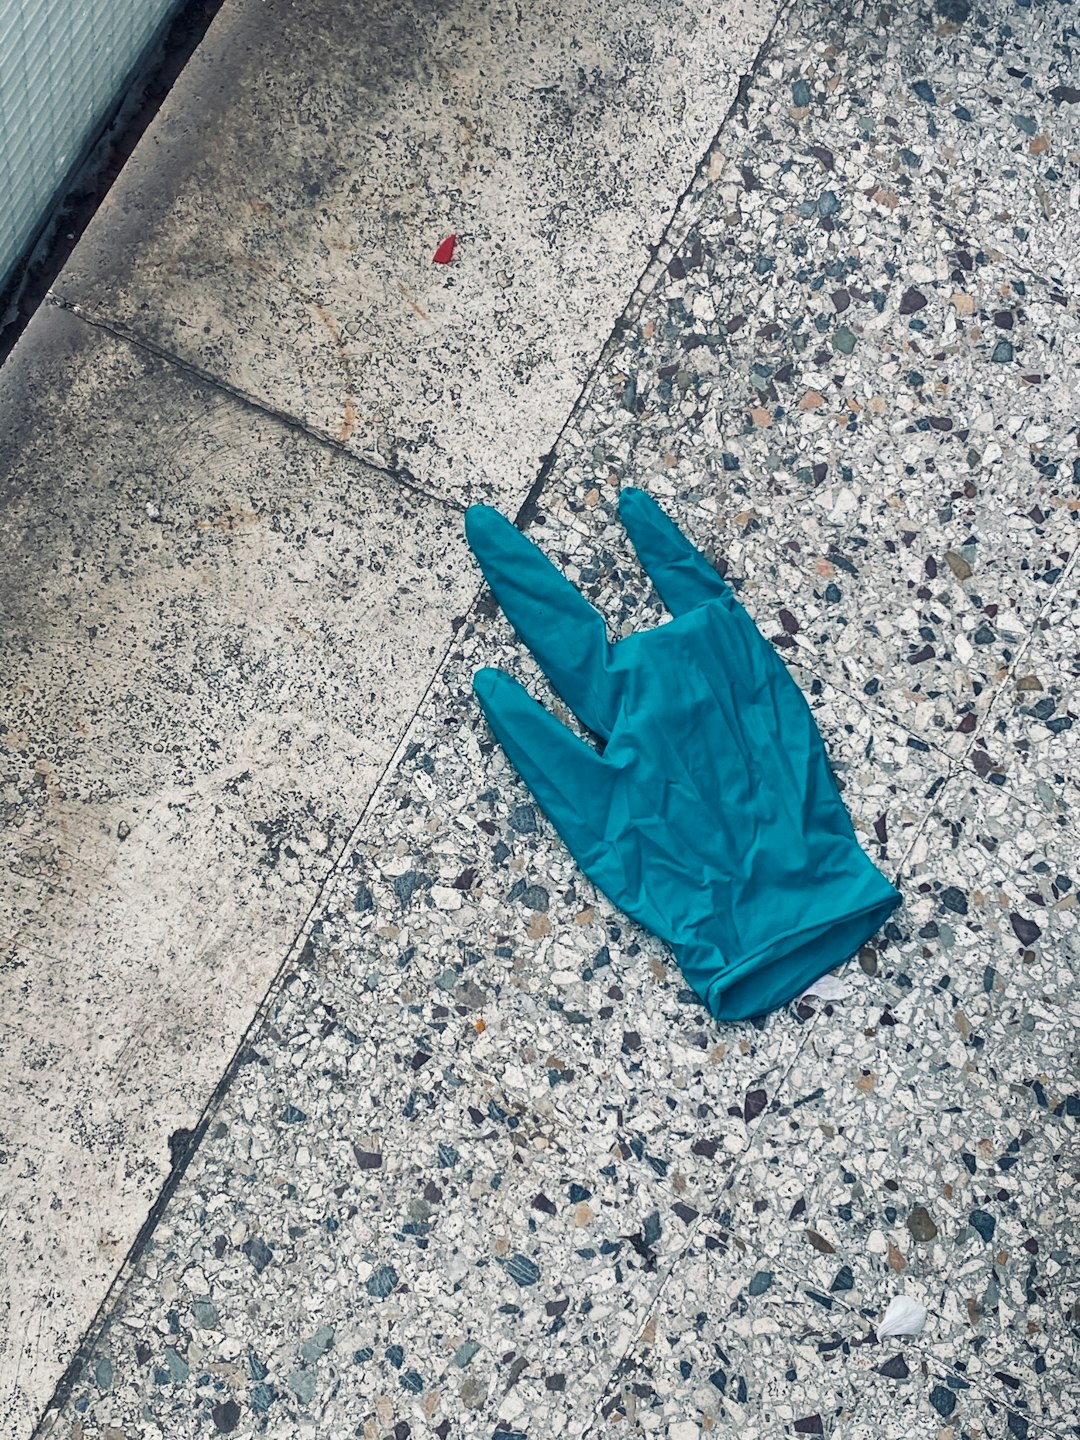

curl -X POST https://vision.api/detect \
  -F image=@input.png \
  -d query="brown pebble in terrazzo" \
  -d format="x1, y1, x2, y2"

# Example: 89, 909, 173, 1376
906, 1205, 939, 1241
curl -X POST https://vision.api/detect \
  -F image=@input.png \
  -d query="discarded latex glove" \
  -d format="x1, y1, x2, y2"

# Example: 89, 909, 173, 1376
876, 1295, 928, 1339
465, 489, 901, 1022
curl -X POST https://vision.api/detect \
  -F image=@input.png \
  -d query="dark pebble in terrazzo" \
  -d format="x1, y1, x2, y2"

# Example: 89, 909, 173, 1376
249, 1384, 275, 1413
935, 0, 970, 20
211, 1399, 241, 1433
366, 1264, 399, 1298
241, 1237, 273, 1274
969, 1209, 996, 1242
829, 1265, 854, 1291
517, 884, 550, 912
503, 1253, 541, 1286
1009, 913, 1041, 945
992, 340, 1014, 363
878, 1354, 910, 1380
930, 1385, 957, 1417
899, 288, 927, 315
394, 870, 431, 907
748, 1270, 773, 1296
793, 1415, 824, 1435
744, 1088, 767, 1121
906, 1205, 938, 1241
817, 190, 841, 218
508, 804, 537, 833
939, 886, 968, 915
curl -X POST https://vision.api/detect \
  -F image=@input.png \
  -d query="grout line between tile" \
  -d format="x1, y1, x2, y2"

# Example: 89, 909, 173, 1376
42, 293, 462, 516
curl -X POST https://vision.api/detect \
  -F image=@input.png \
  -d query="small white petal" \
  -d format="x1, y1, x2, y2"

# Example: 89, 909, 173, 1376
799, 973, 852, 1002
876, 1295, 928, 1338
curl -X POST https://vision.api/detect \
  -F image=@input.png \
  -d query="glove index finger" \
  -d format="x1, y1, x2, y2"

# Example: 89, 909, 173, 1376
619, 486, 736, 616
465, 505, 618, 738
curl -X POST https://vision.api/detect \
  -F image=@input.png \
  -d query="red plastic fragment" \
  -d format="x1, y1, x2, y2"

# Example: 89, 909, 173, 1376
433, 234, 456, 264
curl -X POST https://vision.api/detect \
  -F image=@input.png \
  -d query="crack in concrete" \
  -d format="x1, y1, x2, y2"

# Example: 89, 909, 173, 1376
43, 292, 464, 515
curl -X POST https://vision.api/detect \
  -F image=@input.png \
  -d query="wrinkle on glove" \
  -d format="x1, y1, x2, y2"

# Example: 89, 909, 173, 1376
464, 489, 901, 1022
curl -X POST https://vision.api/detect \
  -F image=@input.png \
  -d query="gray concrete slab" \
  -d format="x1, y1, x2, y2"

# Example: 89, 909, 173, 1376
0, 303, 476, 1437
51, 0, 777, 510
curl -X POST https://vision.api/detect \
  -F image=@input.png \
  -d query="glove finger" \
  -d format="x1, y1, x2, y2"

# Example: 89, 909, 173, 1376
619, 486, 736, 616
465, 504, 618, 738
473, 667, 613, 850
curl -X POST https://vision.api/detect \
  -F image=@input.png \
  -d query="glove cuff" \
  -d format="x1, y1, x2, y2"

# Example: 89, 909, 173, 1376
679, 861, 901, 1022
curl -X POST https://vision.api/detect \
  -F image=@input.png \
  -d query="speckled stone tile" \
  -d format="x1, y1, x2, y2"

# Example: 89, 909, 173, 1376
36, 947, 800, 1440
528, 34, 1080, 750
490, 443, 1075, 774
551, 0, 1080, 536
568, 178, 1079, 573
51, 0, 776, 509
38, 533, 955, 1439
962, 553, 1080, 810
820, 0, 1080, 295
0, 304, 476, 1438
709, 776, 1080, 1431
712, 474, 1074, 758
588, 1216, 1039, 1440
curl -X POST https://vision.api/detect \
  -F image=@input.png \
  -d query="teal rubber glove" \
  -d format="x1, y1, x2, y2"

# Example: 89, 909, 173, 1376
465, 488, 901, 1021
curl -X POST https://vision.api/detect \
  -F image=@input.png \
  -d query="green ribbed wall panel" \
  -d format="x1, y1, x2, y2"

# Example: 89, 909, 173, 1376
0, 0, 180, 291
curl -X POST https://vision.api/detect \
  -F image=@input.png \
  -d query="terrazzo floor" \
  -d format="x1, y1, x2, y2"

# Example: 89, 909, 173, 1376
20, 0, 1080, 1435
